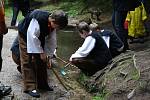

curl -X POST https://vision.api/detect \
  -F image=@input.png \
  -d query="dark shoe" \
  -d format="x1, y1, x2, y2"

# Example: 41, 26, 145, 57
129, 38, 134, 44
24, 90, 40, 98
130, 38, 144, 44
0, 85, 12, 97
138, 38, 144, 43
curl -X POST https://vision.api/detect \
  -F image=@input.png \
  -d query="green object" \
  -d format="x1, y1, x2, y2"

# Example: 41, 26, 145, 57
60, 69, 66, 75
60, 63, 70, 76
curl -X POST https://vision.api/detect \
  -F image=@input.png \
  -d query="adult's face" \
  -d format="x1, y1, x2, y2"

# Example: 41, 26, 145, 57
48, 17, 59, 31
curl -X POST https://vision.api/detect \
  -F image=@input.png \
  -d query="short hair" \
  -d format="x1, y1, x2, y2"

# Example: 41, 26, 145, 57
89, 23, 99, 31
77, 21, 90, 33
50, 10, 68, 28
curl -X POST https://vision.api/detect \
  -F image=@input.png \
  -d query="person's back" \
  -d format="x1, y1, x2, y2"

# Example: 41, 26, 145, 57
87, 32, 112, 65
89, 23, 124, 57
100, 29, 124, 57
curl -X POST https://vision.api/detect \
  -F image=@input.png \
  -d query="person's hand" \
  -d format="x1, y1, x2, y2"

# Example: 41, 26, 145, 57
40, 53, 47, 62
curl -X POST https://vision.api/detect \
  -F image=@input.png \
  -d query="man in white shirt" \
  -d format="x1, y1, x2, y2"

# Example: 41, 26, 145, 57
69, 22, 112, 76
18, 9, 68, 98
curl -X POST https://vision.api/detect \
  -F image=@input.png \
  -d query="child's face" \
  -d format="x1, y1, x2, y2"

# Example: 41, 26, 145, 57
79, 30, 87, 39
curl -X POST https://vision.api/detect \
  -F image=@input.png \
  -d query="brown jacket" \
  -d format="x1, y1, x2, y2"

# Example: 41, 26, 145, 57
0, 0, 8, 35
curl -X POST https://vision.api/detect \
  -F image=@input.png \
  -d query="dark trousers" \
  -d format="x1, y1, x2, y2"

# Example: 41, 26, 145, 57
0, 36, 3, 71
11, 6, 28, 26
71, 58, 106, 76
112, 10, 129, 51
18, 32, 49, 91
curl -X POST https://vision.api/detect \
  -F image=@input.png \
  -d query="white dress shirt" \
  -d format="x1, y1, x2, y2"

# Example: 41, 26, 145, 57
69, 36, 96, 61
27, 18, 57, 57
101, 30, 110, 48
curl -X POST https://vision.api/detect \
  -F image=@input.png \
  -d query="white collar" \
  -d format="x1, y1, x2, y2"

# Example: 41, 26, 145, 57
100, 29, 104, 32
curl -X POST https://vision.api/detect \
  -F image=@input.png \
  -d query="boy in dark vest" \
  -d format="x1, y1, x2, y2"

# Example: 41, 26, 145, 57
69, 22, 112, 76
18, 9, 68, 98
89, 23, 124, 57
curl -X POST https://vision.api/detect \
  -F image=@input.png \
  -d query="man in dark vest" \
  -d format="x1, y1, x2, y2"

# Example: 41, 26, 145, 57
18, 9, 68, 98
69, 22, 112, 76
112, 0, 141, 51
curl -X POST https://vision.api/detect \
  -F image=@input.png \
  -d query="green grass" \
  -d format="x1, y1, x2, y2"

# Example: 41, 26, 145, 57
5, 6, 24, 21
92, 88, 109, 100
5, 7, 12, 17
39, 1, 84, 17
4, 1, 85, 21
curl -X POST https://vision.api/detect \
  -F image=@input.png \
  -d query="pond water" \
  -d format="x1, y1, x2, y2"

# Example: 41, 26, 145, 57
57, 27, 83, 61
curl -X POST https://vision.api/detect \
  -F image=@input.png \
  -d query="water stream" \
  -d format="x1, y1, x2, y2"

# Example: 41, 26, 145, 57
57, 27, 83, 61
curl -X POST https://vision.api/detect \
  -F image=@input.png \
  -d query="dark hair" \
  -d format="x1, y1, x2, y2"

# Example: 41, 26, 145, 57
77, 21, 90, 33
50, 10, 68, 28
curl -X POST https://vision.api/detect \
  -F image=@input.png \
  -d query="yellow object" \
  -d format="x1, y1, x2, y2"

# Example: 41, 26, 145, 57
126, 3, 147, 38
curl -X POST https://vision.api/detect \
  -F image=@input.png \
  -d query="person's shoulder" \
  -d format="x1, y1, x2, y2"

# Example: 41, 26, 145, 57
100, 29, 112, 36
30, 9, 50, 16
32, 9, 49, 13
91, 31, 102, 38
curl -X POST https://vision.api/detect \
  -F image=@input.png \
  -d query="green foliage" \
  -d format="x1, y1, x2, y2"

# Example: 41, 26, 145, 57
81, 0, 113, 12
92, 88, 109, 100
5, 0, 113, 18
77, 72, 89, 85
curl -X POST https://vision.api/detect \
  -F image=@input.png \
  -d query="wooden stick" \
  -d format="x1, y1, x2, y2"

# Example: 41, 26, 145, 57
56, 56, 68, 64
56, 56, 75, 68
51, 67, 68, 91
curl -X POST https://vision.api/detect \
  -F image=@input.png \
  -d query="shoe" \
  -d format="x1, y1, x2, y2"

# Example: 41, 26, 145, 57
24, 90, 40, 98
129, 38, 134, 44
138, 38, 144, 43
0, 85, 12, 97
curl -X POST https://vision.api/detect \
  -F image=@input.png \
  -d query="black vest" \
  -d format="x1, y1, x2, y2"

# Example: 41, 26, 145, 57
100, 29, 124, 57
87, 32, 112, 65
18, 9, 50, 48
100, 29, 124, 51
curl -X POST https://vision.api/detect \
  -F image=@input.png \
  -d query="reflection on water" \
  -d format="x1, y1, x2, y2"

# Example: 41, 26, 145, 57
57, 28, 83, 61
